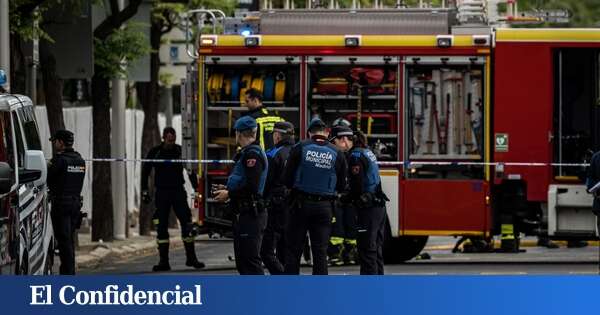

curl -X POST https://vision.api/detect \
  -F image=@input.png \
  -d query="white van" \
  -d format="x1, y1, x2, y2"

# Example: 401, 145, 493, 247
0, 94, 53, 274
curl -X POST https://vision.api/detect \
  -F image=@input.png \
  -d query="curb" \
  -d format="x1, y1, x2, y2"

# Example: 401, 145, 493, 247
76, 239, 185, 269
424, 240, 600, 251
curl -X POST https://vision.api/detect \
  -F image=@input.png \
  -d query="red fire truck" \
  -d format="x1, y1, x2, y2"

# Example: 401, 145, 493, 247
181, 8, 599, 262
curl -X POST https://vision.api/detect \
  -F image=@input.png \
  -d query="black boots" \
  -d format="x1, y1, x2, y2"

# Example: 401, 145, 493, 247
152, 242, 171, 272
184, 241, 206, 269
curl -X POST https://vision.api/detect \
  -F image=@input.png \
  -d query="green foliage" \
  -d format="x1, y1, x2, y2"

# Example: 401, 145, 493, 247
518, 0, 600, 27
94, 23, 152, 79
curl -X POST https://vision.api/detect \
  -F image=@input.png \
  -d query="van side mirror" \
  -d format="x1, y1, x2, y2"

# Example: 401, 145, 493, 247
0, 162, 14, 194
20, 150, 47, 185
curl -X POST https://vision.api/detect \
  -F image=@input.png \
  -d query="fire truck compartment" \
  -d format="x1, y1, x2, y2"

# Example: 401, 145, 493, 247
553, 48, 600, 179
548, 184, 596, 237
401, 179, 489, 235
202, 56, 302, 230
403, 56, 486, 180
307, 56, 399, 161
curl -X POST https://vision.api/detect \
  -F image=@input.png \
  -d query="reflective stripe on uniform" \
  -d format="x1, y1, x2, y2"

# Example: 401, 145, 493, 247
344, 239, 357, 246
152, 219, 159, 225
255, 115, 284, 149
157, 239, 170, 244
330, 237, 344, 245
182, 236, 195, 243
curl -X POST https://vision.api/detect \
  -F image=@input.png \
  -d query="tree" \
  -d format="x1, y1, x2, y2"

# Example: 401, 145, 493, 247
91, 0, 148, 242
9, 0, 69, 134
136, 0, 235, 235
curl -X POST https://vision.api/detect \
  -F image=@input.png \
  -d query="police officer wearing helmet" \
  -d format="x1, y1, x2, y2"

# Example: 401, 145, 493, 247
328, 124, 358, 266
141, 127, 205, 272
261, 121, 295, 274
242, 88, 285, 150
213, 116, 269, 275
283, 118, 347, 275
48, 130, 86, 275
347, 130, 388, 275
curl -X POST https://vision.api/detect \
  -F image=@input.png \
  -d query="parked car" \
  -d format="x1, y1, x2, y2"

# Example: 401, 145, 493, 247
0, 89, 53, 274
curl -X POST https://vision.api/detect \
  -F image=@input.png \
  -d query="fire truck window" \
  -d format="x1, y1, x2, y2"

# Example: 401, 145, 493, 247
404, 63, 485, 180
307, 62, 399, 161
554, 49, 600, 179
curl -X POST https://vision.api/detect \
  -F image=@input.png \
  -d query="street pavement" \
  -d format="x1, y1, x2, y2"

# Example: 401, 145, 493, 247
80, 237, 600, 275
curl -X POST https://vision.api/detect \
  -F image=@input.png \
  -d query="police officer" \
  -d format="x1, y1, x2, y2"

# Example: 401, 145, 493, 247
213, 116, 269, 275
328, 124, 358, 266
261, 121, 295, 274
588, 150, 600, 231
242, 88, 284, 150
283, 118, 347, 275
141, 127, 205, 272
48, 130, 86, 275
346, 130, 387, 275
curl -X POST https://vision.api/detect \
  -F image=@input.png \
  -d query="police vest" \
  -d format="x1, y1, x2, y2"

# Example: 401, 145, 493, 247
351, 148, 381, 193
293, 142, 338, 196
266, 146, 283, 159
226, 144, 268, 195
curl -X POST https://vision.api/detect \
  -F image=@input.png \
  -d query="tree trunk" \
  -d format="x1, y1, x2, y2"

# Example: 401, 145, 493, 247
9, 33, 27, 95
91, 67, 114, 242
39, 40, 65, 135
136, 19, 162, 236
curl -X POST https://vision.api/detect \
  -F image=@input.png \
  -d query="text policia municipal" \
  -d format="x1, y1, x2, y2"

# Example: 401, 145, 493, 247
30, 285, 203, 306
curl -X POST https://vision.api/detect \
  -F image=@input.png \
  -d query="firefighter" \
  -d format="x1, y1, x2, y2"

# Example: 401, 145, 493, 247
142, 127, 205, 272
261, 121, 295, 274
587, 150, 600, 232
47, 130, 86, 275
328, 124, 358, 266
213, 116, 268, 275
283, 118, 347, 275
346, 130, 388, 275
242, 88, 285, 150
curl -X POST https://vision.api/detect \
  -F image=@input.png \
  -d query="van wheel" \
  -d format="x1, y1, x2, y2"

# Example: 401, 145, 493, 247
383, 219, 428, 263
43, 241, 54, 275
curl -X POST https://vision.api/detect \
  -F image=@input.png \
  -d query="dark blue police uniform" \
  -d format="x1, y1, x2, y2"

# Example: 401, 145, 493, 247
227, 116, 269, 275
348, 146, 387, 275
587, 151, 600, 217
260, 121, 295, 275
283, 118, 347, 275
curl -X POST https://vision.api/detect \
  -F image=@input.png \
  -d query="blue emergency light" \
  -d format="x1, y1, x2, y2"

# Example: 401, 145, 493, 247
0, 70, 6, 86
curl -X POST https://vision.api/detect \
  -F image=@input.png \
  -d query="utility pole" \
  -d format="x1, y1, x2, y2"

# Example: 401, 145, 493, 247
0, 0, 11, 92
112, 0, 127, 240
163, 86, 173, 127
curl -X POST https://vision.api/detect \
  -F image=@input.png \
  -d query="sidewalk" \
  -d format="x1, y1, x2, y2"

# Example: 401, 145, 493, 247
75, 229, 188, 269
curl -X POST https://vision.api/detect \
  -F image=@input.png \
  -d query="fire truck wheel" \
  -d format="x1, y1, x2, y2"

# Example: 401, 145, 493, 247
383, 219, 428, 263
383, 235, 428, 264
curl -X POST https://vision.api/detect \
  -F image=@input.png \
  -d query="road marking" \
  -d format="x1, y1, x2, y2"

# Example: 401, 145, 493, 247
480, 272, 527, 275
568, 271, 598, 275
391, 272, 439, 275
